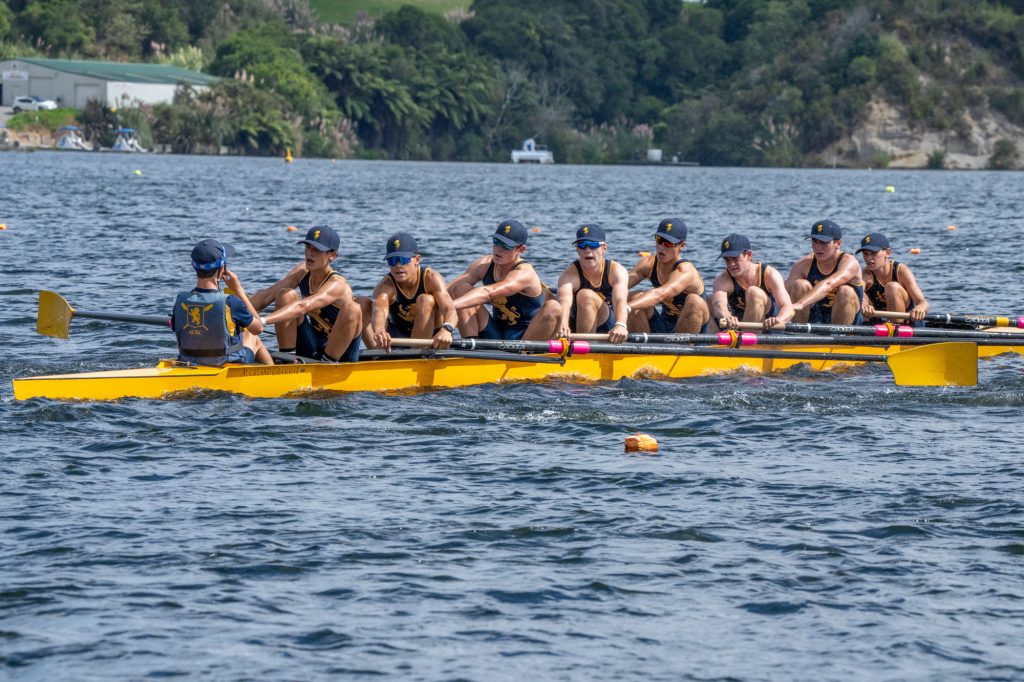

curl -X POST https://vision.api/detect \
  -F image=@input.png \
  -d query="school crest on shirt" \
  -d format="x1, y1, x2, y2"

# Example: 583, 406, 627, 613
181, 302, 213, 334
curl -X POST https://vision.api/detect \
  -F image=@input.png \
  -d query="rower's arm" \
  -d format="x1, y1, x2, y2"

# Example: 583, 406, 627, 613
446, 258, 488, 306
793, 257, 859, 309
370, 278, 395, 333
425, 269, 459, 328
764, 266, 794, 326
898, 265, 930, 318
626, 256, 652, 289
629, 262, 697, 311
264, 276, 351, 325
785, 255, 811, 289
607, 262, 631, 342
556, 265, 580, 333
221, 269, 264, 335
250, 262, 306, 311
709, 271, 733, 322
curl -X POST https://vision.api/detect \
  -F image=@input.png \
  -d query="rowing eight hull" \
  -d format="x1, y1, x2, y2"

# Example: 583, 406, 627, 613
12, 342, 1012, 401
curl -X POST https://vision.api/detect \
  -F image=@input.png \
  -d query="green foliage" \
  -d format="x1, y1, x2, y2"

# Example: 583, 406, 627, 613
5, 107, 78, 130
308, 0, 469, 25
989, 138, 1020, 169
927, 149, 946, 169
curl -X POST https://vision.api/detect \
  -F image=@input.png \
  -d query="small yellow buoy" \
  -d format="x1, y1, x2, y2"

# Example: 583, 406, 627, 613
909, 248, 921, 254
947, 225, 957, 231
885, 185, 895, 193
625, 433, 659, 453
637, 251, 651, 258
284, 147, 293, 163
134, 169, 142, 176
0, 224, 7, 230
286, 225, 298, 232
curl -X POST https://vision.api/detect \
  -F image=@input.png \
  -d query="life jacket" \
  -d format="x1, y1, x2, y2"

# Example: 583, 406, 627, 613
172, 289, 243, 366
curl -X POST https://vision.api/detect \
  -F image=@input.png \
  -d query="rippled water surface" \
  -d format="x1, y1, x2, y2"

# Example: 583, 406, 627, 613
2, 153, 1024, 680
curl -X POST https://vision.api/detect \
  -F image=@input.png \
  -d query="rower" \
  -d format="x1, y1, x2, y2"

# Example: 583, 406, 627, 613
709, 233, 794, 330
857, 232, 929, 324
786, 219, 864, 325
625, 218, 709, 333
171, 239, 272, 366
556, 223, 630, 342
447, 219, 560, 340
360, 232, 458, 352
251, 225, 362, 362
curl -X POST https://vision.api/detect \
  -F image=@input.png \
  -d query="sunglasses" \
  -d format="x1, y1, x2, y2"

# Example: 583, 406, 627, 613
655, 236, 678, 246
575, 240, 604, 250
386, 255, 413, 266
492, 237, 517, 250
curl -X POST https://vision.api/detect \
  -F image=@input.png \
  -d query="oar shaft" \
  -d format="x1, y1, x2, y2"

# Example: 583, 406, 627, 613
579, 331, 1022, 348
736, 321, 1021, 340
392, 337, 888, 363
74, 310, 170, 327
871, 310, 1024, 328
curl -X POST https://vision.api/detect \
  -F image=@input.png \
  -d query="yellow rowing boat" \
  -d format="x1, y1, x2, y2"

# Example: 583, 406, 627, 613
10, 341, 987, 401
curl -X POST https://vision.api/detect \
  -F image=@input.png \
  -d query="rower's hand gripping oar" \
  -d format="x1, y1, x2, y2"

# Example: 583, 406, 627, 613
37, 290, 170, 339
733, 320, 1024, 342
393, 337, 978, 387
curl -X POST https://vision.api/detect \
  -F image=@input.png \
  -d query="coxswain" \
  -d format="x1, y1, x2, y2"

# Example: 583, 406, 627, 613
625, 218, 709, 333
360, 232, 458, 351
448, 219, 560, 340
171, 239, 272, 366
555, 223, 630, 342
857, 232, 929, 323
786, 219, 864, 325
251, 225, 362, 362
709, 233, 794, 329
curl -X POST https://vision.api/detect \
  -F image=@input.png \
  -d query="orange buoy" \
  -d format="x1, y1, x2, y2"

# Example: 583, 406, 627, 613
909, 248, 921, 254
286, 225, 298, 232
0, 224, 7, 230
637, 251, 651, 258
947, 225, 957, 231
531, 227, 541, 233
625, 433, 659, 453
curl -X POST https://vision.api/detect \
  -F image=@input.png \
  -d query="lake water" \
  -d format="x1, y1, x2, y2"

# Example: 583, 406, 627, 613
2, 152, 1023, 680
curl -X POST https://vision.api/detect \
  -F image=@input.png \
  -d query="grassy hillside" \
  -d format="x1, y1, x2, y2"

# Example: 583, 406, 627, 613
308, 0, 469, 25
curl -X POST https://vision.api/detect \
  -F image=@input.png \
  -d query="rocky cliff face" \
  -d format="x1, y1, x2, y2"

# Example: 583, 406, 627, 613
821, 99, 1024, 169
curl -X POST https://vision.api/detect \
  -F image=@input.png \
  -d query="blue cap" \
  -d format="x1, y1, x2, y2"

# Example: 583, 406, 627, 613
653, 218, 687, 244
857, 232, 890, 252
718, 233, 752, 258
299, 225, 340, 252
385, 232, 419, 259
493, 219, 528, 247
574, 223, 606, 243
191, 239, 236, 271
808, 219, 842, 242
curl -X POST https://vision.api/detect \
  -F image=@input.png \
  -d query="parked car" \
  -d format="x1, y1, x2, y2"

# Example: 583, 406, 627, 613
12, 96, 58, 113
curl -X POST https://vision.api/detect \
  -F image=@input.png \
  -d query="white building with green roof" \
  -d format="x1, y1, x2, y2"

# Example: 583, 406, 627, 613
0, 57, 219, 109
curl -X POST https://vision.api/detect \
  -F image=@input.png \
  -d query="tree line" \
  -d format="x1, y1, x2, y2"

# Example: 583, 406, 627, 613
2, 0, 1023, 166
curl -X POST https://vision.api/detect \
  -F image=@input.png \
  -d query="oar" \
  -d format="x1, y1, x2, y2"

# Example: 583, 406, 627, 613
733, 321, 1023, 340
572, 330, 1024, 350
870, 310, 1024, 329
392, 338, 977, 387
38, 290, 169, 339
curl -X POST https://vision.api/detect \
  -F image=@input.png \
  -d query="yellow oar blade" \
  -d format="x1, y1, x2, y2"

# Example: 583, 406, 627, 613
888, 342, 978, 386
38, 290, 74, 339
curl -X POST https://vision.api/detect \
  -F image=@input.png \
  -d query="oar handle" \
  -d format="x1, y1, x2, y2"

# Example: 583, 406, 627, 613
735, 320, 1021, 340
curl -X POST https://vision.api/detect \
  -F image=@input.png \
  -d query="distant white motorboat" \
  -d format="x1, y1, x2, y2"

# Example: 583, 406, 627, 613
57, 125, 90, 151
112, 128, 147, 153
511, 138, 553, 164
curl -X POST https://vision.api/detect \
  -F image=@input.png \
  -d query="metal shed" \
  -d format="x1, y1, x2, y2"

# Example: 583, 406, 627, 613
0, 57, 218, 108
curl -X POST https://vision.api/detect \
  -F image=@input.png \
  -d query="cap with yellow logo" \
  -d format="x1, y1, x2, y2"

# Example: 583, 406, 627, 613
384, 232, 419, 260
299, 225, 340, 252
718, 233, 752, 259
652, 217, 687, 244
493, 219, 528, 247
807, 219, 842, 242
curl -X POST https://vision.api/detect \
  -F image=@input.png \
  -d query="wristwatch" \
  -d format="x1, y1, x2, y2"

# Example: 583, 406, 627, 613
442, 322, 457, 333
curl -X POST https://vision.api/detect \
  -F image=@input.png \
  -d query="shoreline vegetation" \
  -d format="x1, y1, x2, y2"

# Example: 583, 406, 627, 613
1, 0, 1022, 169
